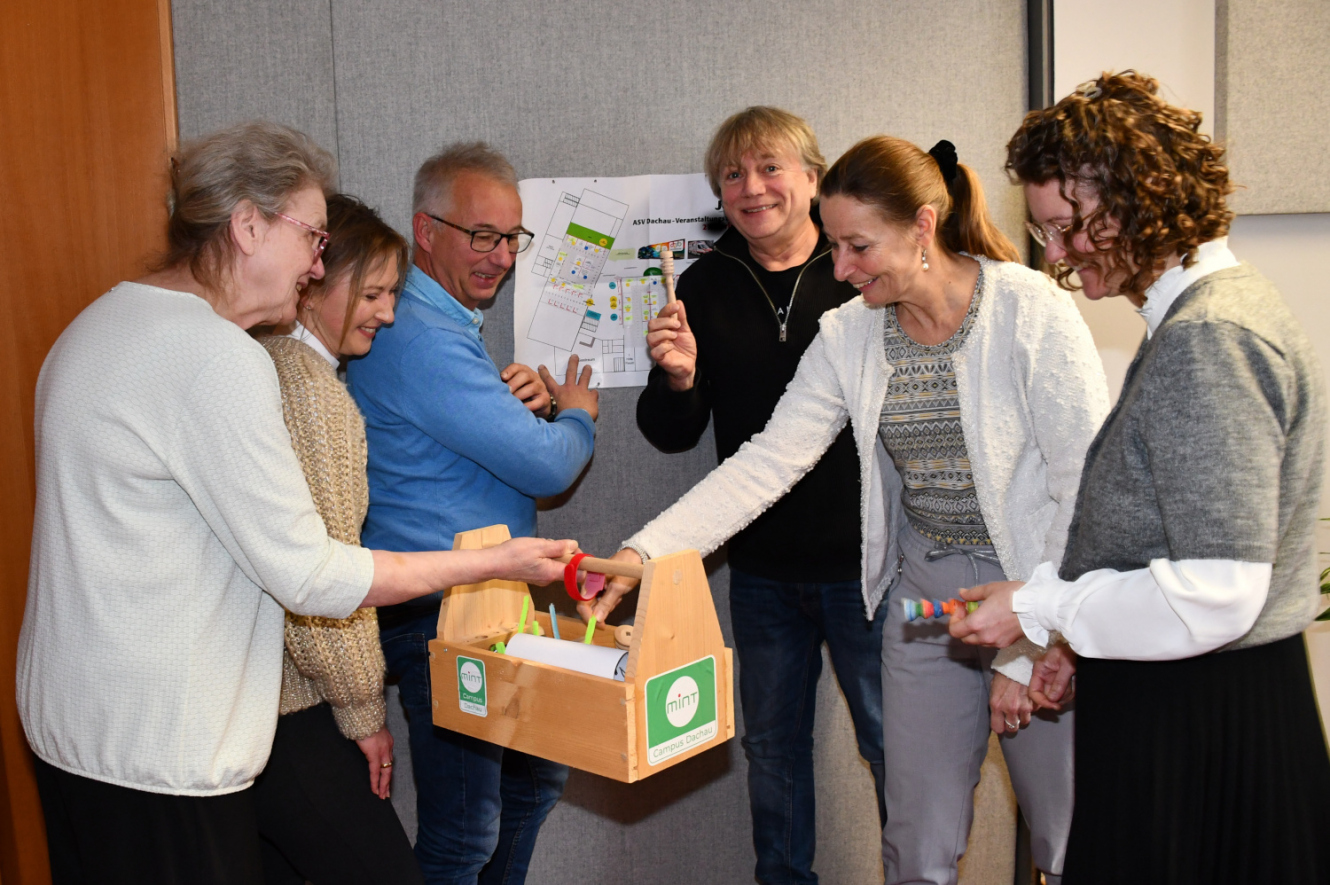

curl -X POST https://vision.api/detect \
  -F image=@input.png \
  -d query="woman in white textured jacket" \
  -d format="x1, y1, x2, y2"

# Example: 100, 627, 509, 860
18, 122, 574, 885
594, 136, 1108, 885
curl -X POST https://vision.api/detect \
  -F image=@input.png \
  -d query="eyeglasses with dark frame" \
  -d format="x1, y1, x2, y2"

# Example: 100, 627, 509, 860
275, 212, 330, 257
1025, 219, 1074, 249
426, 214, 534, 254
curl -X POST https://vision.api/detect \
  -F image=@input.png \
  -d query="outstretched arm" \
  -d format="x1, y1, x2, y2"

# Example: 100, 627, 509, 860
362, 537, 577, 608
625, 328, 852, 566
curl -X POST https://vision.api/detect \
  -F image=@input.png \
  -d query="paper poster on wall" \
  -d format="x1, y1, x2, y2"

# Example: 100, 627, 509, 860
514, 174, 726, 389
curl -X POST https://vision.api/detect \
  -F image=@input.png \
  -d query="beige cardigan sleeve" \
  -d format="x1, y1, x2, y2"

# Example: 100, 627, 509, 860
284, 609, 388, 740
263, 336, 387, 740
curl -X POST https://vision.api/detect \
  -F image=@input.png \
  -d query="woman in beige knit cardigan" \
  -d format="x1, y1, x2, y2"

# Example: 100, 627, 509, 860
254, 194, 425, 885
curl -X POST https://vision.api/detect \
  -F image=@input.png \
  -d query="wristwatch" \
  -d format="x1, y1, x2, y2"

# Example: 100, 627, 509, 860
546, 395, 558, 421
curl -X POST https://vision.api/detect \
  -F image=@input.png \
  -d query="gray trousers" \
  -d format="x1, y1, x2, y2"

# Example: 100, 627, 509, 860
881, 525, 1072, 885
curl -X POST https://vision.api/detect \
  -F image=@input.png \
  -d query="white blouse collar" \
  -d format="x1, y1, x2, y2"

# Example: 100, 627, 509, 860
1138, 238, 1240, 338
286, 321, 340, 368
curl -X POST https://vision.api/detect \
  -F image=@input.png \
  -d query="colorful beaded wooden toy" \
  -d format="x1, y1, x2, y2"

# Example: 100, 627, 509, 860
902, 597, 980, 622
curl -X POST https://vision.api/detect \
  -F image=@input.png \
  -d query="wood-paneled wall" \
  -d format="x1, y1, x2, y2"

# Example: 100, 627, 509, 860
0, 1, 177, 881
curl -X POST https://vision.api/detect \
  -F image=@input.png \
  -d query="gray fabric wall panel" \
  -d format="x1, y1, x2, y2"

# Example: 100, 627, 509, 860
329, 0, 1028, 244
172, 2, 1029, 881
172, 0, 339, 152
1217, 0, 1330, 214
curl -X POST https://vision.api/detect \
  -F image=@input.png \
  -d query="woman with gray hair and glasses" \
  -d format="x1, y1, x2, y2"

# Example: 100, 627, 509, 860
17, 120, 574, 885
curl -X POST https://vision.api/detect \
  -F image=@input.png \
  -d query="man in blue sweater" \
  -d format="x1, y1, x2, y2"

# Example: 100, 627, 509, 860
348, 142, 597, 885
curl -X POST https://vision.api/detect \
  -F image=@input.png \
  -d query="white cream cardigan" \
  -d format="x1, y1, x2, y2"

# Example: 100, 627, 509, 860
626, 257, 1109, 681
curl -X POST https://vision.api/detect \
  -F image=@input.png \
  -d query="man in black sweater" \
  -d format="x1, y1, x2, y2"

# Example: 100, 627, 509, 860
635, 107, 885, 885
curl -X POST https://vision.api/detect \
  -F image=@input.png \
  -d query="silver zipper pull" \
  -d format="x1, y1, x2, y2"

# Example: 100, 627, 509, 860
779, 323, 788, 342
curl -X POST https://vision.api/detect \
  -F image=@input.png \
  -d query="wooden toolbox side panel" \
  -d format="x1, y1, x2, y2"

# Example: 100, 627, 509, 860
428, 640, 637, 782
629, 552, 735, 776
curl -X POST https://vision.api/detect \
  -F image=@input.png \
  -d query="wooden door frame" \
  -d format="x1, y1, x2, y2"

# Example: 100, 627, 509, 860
0, 1, 178, 881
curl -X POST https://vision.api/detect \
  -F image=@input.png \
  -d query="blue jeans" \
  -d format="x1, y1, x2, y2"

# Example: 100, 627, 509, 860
729, 568, 888, 885
380, 610, 568, 885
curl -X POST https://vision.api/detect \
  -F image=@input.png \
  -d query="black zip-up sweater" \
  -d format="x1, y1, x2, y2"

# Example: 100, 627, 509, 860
636, 220, 862, 582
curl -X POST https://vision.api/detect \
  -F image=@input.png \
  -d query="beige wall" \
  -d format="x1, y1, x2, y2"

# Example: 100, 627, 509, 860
1054, 0, 1217, 405
1054, 0, 1216, 131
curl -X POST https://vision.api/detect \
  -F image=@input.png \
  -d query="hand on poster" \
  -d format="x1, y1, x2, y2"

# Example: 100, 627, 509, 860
647, 301, 698, 391
538, 354, 599, 420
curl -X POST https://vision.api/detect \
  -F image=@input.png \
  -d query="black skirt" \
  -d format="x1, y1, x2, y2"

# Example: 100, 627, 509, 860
253, 703, 424, 885
1063, 633, 1330, 885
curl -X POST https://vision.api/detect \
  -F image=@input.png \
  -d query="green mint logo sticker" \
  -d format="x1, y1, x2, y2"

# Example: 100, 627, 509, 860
457, 656, 487, 717
645, 655, 717, 766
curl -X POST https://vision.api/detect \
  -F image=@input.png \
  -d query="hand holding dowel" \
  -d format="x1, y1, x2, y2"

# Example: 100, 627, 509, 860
645, 300, 696, 391
562, 548, 644, 623
947, 580, 1028, 648
557, 551, 645, 581
494, 558, 637, 680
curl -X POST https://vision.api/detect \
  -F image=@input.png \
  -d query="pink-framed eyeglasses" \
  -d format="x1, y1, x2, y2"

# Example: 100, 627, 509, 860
275, 212, 330, 257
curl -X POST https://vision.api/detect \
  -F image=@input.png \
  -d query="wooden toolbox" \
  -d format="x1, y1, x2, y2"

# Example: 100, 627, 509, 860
428, 525, 736, 783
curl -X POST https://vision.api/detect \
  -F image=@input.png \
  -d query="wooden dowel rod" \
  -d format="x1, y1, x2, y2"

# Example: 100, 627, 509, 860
558, 552, 645, 580
661, 250, 676, 304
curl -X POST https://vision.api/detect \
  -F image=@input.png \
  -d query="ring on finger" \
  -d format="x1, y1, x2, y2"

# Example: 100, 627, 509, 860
1004, 718, 1019, 731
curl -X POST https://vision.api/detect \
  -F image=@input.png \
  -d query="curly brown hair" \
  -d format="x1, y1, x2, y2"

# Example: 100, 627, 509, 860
1005, 70, 1234, 297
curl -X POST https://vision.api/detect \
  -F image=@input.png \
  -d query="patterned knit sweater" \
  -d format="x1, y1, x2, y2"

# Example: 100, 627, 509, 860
261, 336, 387, 740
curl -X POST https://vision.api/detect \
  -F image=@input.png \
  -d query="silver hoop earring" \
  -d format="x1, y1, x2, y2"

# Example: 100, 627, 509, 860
921, 248, 930, 271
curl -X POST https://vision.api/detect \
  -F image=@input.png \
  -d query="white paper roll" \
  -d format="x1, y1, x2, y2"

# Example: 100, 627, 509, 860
505, 633, 628, 681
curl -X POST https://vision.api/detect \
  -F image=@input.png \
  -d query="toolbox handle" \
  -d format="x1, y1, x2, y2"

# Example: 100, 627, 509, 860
558, 552, 646, 580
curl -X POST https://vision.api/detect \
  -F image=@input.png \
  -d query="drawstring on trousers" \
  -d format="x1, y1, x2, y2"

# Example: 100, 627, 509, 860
923, 542, 1000, 587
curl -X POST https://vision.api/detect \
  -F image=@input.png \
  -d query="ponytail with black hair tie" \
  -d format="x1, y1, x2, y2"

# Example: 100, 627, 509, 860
928, 140, 959, 186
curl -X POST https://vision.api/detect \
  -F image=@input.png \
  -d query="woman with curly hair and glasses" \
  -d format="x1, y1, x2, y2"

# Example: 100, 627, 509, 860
952, 71, 1330, 883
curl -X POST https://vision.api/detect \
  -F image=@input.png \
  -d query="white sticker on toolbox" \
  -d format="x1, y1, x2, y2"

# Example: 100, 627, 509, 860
457, 656, 487, 717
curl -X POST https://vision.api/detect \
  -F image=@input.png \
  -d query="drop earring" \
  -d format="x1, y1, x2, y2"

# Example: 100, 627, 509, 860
921, 248, 930, 271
